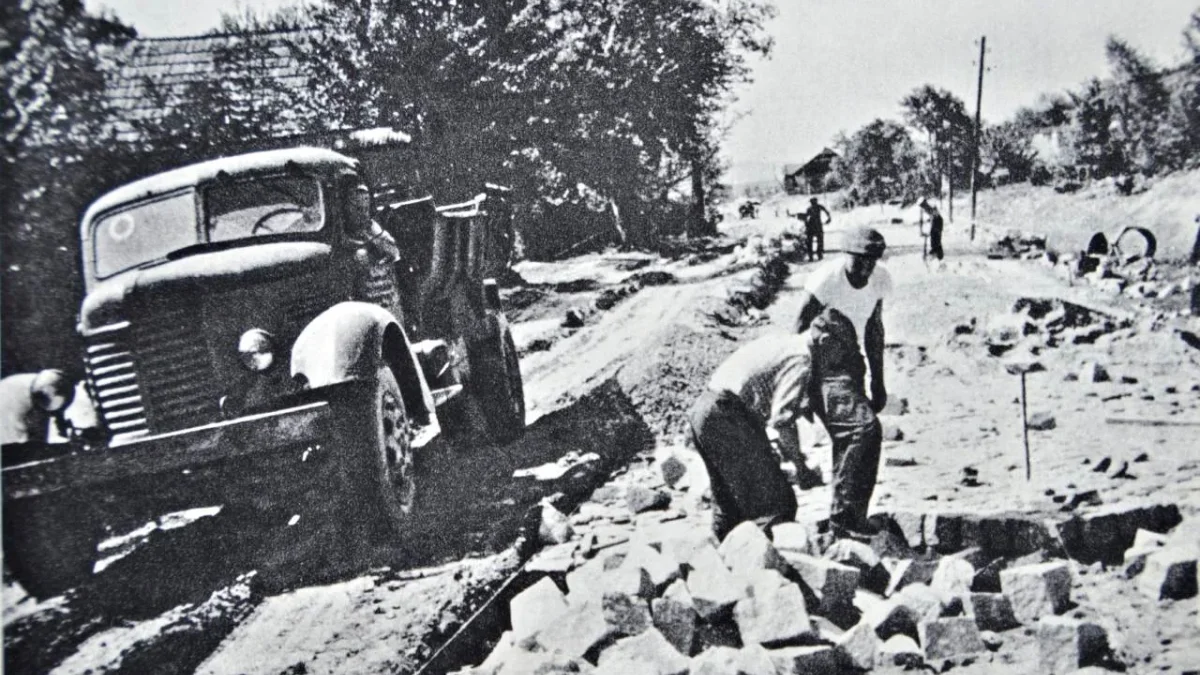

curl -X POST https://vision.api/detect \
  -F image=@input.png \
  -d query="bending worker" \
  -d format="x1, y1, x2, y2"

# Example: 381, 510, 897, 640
0, 369, 77, 445
794, 225, 890, 539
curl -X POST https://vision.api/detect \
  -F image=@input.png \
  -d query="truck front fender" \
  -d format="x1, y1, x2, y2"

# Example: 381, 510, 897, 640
291, 302, 436, 432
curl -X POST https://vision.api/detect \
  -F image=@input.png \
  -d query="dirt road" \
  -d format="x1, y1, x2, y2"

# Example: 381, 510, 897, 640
6, 203, 1199, 673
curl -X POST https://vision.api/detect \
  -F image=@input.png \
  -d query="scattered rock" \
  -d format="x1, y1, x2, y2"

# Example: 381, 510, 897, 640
531, 598, 617, 661
510, 577, 570, 640
719, 521, 787, 576
768, 645, 841, 675
863, 596, 920, 641
492, 648, 596, 675
562, 308, 586, 328
1027, 412, 1056, 431
969, 593, 1020, 632
595, 628, 688, 675
784, 554, 859, 616
1077, 361, 1110, 383
885, 454, 919, 467
1055, 502, 1182, 564
733, 569, 814, 647
834, 620, 878, 671
624, 543, 681, 593
688, 645, 775, 675
931, 557, 976, 603
879, 634, 924, 668
825, 539, 889, 595
1036, 617, 1109, 675
652, 580, 698, 657
771, 522, 817, 557
1091, 457, 1112, 473
895, 583, 948, 625
882, 424, 905, 442
627, 486, 671, 514
539, 502, 575, 545
1001, 561, 1072, 623
1137, 547, 1198, 600
883, 558, 938, 596
685, 545, 742, 621
979, 629, 1005, 651
659, 455, 688, 489
604, 563, 655, 601
601, 589, 652, 637
883, 511, 926, 549
919, 616, 986, 660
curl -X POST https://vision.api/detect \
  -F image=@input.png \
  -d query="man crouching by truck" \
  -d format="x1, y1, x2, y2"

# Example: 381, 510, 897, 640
687, 309, 870, 541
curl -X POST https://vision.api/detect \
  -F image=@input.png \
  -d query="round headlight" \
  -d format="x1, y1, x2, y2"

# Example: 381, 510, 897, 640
237, 329, 276, 372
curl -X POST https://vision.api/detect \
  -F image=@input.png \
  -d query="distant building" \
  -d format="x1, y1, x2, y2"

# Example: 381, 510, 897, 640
782, 148, 840, 195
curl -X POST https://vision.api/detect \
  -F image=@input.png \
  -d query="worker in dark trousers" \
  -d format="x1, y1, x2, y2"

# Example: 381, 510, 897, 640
793, 226, 890, 539
688, 329, 824, 540
804, 197, 832, 262
919, 198, 944, 261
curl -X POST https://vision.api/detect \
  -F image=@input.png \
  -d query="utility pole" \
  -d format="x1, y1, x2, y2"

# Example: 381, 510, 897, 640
969, 36, 986, 242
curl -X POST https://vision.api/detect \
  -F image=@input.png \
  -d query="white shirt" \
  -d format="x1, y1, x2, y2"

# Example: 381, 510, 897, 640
803, 257, 891, 348
708, 331, 814, 430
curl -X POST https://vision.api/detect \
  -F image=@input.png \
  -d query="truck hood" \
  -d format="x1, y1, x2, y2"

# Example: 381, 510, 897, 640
80, 242, 333, 333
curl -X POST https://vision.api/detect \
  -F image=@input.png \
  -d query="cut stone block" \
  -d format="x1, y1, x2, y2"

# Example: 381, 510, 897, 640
825, 539, 889, 594
924, 513, 962, 552
919, 616, 985, 660
652, 580, 697, 656
531, 598, 616, 661
879, 634, 924, 668
689, 645, 776, 675
783, 553, 859, 614
863, 596, 919, 641
1137, 547, 1198, 600
596, 628, 688, 675
734, 569, 813, 647
1055, 502, 1182, 564
768, 645, 841, 675
883, 558, 938, 596
771, 521, 817, 557
1037, 616, 1109, 675
969, 592, 1020, 632
1001, 561, 1072, 623
719, 521, 787, 576
931, 557, 976, 602
657, 528, 719, 567
625, 543, 681, 592
603, 563, 655, 601
694, 620, 742, 651
685, 545, 742, 621
886, 511, 926, 549
835, 620, 878, 671
509, 576, 569, 640
602, 590, 651, 637
894, 583, 947, 624
566, 552, 619, 604
474, 631, 515, 674
525, 542, 578, 577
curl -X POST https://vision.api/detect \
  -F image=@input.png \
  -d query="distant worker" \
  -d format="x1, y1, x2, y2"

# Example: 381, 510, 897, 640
687, 328, 827, 540
804, 197, 832, 262
0, 370, 77, 445
793, 226, 890, 539
919, 198, 944, 261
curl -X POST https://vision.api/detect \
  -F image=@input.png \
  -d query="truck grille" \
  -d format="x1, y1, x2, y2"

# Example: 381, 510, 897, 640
361, 265, 397, 309
132, 303, 220, 433
85, 322, 150, 444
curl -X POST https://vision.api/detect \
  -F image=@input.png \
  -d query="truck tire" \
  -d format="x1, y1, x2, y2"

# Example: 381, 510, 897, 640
340, 365, 416, 542
2, 493, 102, 599
468, 324, 525, 444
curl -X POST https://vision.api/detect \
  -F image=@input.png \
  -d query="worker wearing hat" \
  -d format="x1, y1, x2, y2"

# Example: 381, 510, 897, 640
0, 369, 77, 445
793, 225, 890, 540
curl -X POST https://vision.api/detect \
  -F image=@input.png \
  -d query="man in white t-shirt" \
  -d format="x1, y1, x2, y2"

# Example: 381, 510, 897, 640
793, 225, 891, 540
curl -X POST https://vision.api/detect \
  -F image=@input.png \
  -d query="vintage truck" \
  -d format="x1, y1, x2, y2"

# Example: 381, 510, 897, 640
2, 144, 525, 598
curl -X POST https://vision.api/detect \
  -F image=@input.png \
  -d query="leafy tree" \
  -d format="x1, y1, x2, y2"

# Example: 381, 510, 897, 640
1105, 37, 1171, 174
980, 121, 1037, 184
901, 85, 974, 194
833, 119, 923, 204
1, 0, 136, 376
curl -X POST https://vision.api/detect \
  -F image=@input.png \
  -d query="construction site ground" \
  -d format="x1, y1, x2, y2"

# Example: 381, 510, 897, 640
4, 174, 1200, 673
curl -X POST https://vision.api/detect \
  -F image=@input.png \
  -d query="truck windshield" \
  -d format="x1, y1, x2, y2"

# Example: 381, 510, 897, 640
93, 191, 199, 279
205, 176, 324, 242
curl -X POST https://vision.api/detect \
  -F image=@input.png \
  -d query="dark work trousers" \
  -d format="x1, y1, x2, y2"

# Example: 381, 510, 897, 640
929, 216, 944, 260
817, 375, 882, 534
806, 228, 825, 261
688, 389, 798, 541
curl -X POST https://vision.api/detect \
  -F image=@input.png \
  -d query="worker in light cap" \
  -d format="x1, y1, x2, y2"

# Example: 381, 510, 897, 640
793, 225, 890, 540
0, 369, 77, 445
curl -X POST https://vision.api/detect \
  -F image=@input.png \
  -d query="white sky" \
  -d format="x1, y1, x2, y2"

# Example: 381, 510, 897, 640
88, 0, 1200, 181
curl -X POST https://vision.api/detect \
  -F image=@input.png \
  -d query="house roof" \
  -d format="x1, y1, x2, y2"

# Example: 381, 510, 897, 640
104, 30, 313, 143
784, 148, 839, 178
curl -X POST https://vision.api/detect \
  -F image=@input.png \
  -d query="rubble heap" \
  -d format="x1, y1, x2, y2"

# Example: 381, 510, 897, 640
457, 481, 1196, 675
985, 230, 1048, 260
